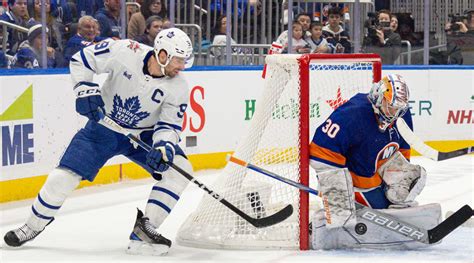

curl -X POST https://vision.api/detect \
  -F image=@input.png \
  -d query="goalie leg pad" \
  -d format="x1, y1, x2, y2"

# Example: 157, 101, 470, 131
378, 152, 427, 206
317, 168, 356, 229
26, 168, 81, 231
144, 155, 192, 228
311, 203, 442, 250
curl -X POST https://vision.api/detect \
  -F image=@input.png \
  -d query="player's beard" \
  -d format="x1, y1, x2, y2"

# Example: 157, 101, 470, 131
165, 67, 179, 78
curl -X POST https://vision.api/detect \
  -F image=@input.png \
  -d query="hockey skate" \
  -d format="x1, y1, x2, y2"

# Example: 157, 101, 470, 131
126, 209, 171, 256
4, 224, 42, 247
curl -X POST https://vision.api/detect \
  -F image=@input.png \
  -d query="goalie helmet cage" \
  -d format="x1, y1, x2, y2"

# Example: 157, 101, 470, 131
177, 53, 382, 250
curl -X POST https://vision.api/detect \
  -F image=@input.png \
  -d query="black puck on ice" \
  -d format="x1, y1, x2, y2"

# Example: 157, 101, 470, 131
355, 223, 367, 235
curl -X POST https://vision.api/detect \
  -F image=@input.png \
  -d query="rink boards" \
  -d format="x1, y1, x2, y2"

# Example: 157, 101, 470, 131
0, 66, 473, 202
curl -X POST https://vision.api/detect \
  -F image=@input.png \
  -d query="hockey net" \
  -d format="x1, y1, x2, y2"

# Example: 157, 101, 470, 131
177, 54, 382, 250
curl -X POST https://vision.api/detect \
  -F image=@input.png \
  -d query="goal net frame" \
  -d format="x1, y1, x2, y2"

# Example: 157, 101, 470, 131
178, 53, 382, 250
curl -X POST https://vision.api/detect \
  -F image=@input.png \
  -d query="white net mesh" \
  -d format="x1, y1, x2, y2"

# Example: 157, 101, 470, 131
177, 54, 380, 250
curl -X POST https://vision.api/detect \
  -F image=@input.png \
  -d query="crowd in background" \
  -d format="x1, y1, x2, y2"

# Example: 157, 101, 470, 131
0, 0, 473, 69
0, 0, 170, 68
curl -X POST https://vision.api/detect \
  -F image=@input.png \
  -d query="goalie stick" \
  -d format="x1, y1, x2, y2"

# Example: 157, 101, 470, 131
228, 155, 473, 244
97, 112, 293, 228
396, 118, 474, 161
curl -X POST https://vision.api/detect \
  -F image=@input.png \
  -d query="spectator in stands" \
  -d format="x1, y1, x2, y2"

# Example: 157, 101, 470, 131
63, 15, 104, 66
322, 6, 351, 53
12, 23, 57, 68
127, 0, 167, 39
211, 14, 237, 45
390, 14, 399, 33
363, 9, 401, 64
95, 0, 121, 38
308, 21, 330, 53
441, 9, 474, 64
51, 0, 77, 25
27, 0, 65, 52
210, 14, 245, 59
275, 13, 312, 50
0, 50, 10, 68
0, 0, 29, 55
280, 22, 310, 54
162, 17, 171, 29
133, 15, 162, 47
77, 0, 103, 17
281, 0, 304, 26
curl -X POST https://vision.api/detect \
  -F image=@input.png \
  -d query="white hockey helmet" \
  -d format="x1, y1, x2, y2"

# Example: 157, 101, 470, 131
368, 74, 410, 130
154, 28, 194, 70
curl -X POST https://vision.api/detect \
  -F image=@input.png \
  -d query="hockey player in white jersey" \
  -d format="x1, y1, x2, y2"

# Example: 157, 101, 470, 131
4, 28, 194, 256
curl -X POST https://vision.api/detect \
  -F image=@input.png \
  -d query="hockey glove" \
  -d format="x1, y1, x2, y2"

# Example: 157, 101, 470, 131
378, 152, 427, 208
75, 82, 104, 122
146, 141, 175, 173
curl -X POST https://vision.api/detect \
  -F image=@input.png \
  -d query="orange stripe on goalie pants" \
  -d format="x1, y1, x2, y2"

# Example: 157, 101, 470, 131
350, 171, 383, 189
309, 142, 346, 167
399, 148, 411, 160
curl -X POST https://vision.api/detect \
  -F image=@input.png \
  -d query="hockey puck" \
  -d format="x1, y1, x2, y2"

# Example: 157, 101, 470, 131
355, 223, 367, 235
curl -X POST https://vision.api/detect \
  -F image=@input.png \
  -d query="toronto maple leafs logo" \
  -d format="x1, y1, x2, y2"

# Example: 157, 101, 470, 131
167, 31, 175, 38
123, 71, 132, 80
110, 95, 150, 127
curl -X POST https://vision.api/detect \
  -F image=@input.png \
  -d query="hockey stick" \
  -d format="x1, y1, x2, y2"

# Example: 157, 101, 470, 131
396, 118, 474, 161
97, 113, 293, 228
228, 155, 473, 244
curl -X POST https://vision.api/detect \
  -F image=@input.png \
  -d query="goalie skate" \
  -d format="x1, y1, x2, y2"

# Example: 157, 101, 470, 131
4, 224, 42, 247
126, 209, 171, 256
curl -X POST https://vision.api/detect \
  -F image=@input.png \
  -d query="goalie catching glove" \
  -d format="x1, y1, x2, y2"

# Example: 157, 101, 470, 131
146, 141, 175, 173
378, 151, 427, 208
74, 82, 104, 122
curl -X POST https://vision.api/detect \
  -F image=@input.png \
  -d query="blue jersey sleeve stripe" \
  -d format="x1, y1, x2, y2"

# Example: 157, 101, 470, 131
152, 186, 180, 201
94, 49, 110, 56
73, 81, 99, 90
80, 49, 94, 72
310, 155, 345, 168
157, 121, 182, 131
153, 126, 172, 133
147, 199, 171, 213
37, 194, 61, 210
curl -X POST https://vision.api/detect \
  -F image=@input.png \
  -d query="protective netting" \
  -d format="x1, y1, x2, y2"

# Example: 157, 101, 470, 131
177, 54, 380, 250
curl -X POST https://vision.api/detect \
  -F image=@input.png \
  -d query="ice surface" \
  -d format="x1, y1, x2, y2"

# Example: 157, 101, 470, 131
1, 156, 472, 262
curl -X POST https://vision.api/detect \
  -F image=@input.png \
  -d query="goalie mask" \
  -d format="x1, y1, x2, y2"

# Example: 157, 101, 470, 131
154, 28, 194, 75
368, 74, 410, 131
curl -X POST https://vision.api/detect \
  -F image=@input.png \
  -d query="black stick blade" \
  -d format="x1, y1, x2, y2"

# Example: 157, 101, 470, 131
247, 204, 294, 228
438, 146, 474, 161
428, 205, 472, 244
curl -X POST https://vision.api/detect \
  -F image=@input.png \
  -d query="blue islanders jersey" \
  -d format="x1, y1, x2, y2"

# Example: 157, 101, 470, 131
310, 93, 413, 190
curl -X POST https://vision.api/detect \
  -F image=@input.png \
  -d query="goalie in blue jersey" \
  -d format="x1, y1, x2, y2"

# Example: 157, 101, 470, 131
309, 74, 442, 250
4, 28, 194, 256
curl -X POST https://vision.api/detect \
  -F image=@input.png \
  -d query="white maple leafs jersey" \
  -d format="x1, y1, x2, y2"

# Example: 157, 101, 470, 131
70, 38, 189, 145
